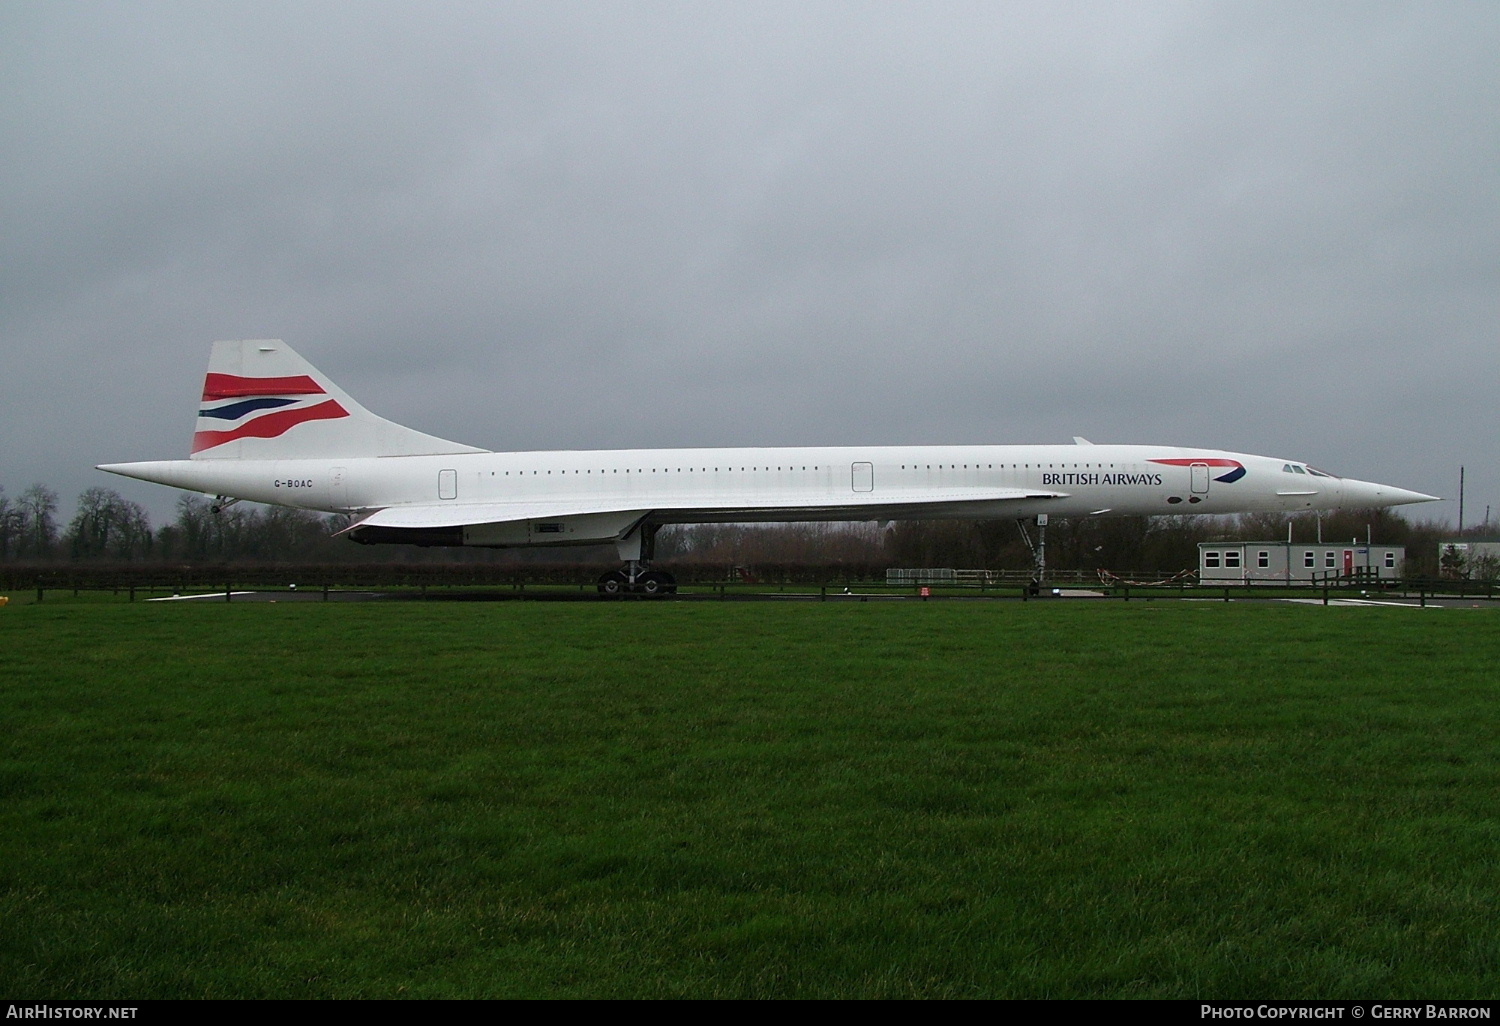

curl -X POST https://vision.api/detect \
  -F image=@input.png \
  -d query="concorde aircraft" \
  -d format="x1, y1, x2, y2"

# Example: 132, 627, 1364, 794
99, 340, 1438, 594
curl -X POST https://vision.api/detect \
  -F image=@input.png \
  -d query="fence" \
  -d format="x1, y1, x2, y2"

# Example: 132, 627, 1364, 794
1, 563, 1494, 602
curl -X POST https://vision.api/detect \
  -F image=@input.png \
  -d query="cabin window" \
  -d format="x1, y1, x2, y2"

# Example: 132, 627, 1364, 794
1205, 552, 1221, 568
1325, 551, 1336, 568
1224, 551, 1242, 568
1385, 552, 1396, 568
1304, 551, 1316, 568
1258, 551, 1270, 568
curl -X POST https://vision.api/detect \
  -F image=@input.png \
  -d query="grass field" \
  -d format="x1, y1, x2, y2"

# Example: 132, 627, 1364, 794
1, 600, 1497, 998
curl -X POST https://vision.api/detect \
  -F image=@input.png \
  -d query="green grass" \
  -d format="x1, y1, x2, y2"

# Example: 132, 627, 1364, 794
1, 602, 1497, 998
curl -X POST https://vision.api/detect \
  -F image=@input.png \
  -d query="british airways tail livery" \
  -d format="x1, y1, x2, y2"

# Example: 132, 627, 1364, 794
188, 339, 485, 460
100, 339, 1438, 593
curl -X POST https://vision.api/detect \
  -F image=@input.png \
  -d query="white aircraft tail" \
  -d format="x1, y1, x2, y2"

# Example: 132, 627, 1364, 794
190, 340, 486, 460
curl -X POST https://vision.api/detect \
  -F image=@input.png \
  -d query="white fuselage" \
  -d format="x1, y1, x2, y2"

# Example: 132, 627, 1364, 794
105, 442, 1416, 528
99, 339, 1441, 561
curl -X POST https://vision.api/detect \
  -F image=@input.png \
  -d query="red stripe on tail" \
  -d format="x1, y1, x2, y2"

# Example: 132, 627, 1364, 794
192, 400, 348, 453
202, 373, 325, 400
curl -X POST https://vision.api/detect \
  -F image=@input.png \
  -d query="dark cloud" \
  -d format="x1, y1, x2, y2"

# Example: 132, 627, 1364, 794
3, 1, 1495, 525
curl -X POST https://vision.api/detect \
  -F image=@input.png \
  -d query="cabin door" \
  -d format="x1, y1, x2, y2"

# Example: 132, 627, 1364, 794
1190, 462, 1210, 494
439, 469, 458, 500
852, 462, 874, 493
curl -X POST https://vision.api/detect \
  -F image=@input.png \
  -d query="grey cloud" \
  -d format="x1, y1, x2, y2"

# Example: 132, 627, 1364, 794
2, 1, 1495, 525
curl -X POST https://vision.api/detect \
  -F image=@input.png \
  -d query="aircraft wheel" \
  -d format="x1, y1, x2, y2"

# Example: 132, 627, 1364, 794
598, 571, 627, 596
639, 572, 666, 596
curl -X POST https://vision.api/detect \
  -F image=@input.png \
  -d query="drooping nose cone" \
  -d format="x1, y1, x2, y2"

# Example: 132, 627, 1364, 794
1338, 477, 1441, 509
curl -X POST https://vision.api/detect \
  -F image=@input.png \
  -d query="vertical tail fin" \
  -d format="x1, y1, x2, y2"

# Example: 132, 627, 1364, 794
190, 340, 486, 460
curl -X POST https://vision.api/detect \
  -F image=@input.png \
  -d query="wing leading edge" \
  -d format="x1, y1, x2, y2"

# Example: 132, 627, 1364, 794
344, 485, 1067, 535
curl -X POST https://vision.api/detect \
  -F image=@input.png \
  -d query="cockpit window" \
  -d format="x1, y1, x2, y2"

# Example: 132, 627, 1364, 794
1306, 466, 1335, 478
1291, 465, 1306, 474
1283, 464, 1294, 473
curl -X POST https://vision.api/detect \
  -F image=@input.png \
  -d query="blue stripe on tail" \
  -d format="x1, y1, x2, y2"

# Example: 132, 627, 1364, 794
197, 397, 299, 421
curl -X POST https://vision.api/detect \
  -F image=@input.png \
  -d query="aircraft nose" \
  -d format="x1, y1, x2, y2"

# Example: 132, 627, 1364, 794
1340, 478, 1441, 508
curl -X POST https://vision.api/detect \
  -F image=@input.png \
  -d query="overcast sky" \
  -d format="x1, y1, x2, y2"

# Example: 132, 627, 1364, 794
3, 1, 1496, 529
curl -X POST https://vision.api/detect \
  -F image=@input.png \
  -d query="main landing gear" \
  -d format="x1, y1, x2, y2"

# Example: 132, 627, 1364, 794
597, 521, 677, 597
596, 567, 677, 596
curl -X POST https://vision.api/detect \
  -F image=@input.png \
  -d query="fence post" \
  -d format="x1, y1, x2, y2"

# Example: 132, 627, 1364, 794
36, 578, 43, 603
226, 579, 232, 602
129, 584, 135, 603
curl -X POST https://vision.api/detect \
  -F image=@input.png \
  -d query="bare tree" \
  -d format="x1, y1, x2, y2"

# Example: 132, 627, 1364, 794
1471, 552, 1500, 581
0, 487, 22, 560
164, 495, 216, 561
16, 484, 59, 558
67, 487, 151, 560
111, 498, 153, 560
